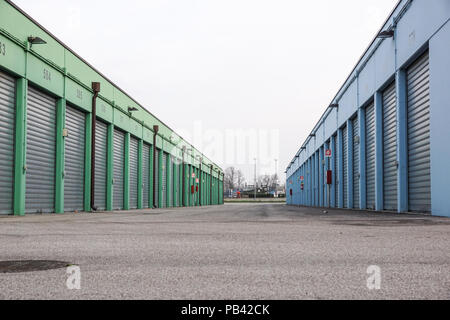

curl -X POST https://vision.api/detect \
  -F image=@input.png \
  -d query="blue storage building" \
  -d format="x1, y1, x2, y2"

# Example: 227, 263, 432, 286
286, 0, 450, 217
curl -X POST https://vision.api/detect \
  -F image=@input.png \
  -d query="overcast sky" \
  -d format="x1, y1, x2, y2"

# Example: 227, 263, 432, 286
14, 0, 397, 184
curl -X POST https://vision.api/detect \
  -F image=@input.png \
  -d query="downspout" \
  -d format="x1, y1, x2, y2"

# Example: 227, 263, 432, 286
152, 125, 159, 208
90, 82, 101, 211
182, 146, 186, 206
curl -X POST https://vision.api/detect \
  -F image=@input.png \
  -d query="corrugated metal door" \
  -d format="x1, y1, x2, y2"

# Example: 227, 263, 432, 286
168, 155, 172, 207
113, 129, 125, 210
383, 82, 397, 211
312, 153, 316, 206
26, 86, 56, 213
315, 153, 319, 206
189, 165, 193, 206
162, 152, 167, 208
352, 116, 359, 209
334, 134, 339, 206
64, 105, 85, 212
176, 163, 179, 206
194, 167, 198, 206
154, 149, 159, 207
0, 72, 15, 214
174, 162, 178, 207
342, 125, 348, 208
365, 103, 376, 209
178, 163, 184, 207
142, 143, 150, 208
407, 52, 431, 213
94, 120, 107, 210
129, 137, 139, 209
306, 160, 309, 205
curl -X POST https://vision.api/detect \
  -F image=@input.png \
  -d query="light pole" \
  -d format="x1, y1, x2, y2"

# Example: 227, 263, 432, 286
254, 158, 257, 201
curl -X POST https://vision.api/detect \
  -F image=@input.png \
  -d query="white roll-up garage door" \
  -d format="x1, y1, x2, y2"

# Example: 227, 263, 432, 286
342, 125, 348, 208
407, 51, 431, 213
94, 120, 108, 210
129, 137, 139, 209
352, 116, 359, 209
142, 143, 150, 208
154, 148, 159, 208
113, 129, 125, 210
0, 71, 15, 214
161, 152, 167, 208
64, 105, 86, 212
383, 82, 397, 211
365, 102, 376, 210
26, 87, 57, 213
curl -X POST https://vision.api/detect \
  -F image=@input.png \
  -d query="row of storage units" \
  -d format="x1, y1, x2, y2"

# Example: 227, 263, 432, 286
0, 69, 224, 215
0, 0, 225, 216
287, 51, 432, 214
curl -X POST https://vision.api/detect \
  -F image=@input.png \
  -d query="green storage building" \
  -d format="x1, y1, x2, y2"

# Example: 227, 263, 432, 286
0, 0, 224, 215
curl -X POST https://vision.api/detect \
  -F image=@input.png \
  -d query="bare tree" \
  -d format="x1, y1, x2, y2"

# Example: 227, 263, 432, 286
224, 167, 237, 191
224, 167, 246, 193
236, 169, 245, 190
257, 174, 278, 191
269, 174, 278, 191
